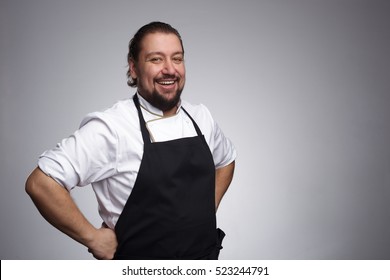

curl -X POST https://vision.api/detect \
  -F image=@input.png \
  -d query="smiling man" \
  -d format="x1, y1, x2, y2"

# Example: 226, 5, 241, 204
26, 22, 236, 260
129, 30, 185, 115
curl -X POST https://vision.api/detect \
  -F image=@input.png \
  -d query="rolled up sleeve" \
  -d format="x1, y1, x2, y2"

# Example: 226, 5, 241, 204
38, 113, 118, 191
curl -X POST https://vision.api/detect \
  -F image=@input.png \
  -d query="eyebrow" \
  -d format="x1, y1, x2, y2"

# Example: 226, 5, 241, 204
145, 51, 184, 57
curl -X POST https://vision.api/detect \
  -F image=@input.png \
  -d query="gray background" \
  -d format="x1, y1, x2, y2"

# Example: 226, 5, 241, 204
1, 0, 389, 259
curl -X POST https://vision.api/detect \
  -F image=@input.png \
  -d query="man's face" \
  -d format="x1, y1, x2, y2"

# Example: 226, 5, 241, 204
130, 32, 186, 114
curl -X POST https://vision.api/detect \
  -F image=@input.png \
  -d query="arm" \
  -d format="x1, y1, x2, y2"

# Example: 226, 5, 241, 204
25, 167, 117, 259
215, 160, 235, 211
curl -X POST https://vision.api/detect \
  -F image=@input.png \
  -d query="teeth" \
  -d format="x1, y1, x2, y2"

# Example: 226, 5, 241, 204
158, 80, 175, 85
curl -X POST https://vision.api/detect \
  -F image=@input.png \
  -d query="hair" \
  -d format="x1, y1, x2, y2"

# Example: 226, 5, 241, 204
126, 21, 184, 87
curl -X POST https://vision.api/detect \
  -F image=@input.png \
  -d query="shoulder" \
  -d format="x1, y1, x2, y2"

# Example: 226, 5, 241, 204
79, 98, 137, 130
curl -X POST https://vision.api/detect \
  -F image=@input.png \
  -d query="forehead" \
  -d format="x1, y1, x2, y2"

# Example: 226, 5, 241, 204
140, 32, 183, 55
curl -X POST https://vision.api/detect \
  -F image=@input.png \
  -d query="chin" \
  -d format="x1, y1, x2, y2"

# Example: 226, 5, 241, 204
154, 90, 182, 111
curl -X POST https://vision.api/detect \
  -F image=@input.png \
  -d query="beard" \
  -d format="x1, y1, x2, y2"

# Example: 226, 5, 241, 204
149, 87, 183, 112
138, 77, 184, 112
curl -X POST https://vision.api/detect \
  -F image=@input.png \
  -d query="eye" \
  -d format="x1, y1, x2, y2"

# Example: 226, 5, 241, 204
172, 56, 184, 64
148, 57, 163, 63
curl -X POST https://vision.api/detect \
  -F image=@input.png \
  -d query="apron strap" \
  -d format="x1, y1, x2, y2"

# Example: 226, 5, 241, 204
181, 107, 203, 137
133, 94, 152, 145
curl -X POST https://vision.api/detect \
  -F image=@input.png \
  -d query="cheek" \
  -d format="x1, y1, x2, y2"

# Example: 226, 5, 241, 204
139, 68, 158, 84
181, 70, 186, 83
178, 65, 186, 78
147, 67, 163, 80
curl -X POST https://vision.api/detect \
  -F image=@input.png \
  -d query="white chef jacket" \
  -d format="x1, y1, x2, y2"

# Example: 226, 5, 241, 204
38, 93, 236, 228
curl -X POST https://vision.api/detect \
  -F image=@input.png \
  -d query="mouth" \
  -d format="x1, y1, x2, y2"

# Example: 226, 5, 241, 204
156, 80, 176, 86
155, 78, 178, 90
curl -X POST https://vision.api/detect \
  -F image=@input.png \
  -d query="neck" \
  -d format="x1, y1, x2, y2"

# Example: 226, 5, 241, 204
136, 91, 180, 117
163, 105, 178, 117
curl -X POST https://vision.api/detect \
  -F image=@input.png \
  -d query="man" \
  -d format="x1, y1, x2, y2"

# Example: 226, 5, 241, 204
26, 22, 236, 260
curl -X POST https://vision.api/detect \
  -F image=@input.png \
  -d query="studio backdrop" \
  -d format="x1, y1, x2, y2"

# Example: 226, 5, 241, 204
1, 0, 389, 259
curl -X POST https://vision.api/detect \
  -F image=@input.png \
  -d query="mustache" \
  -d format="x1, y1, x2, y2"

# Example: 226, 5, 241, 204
155, 74, 179, 81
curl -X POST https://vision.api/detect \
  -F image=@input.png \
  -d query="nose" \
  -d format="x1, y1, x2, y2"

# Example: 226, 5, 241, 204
162, 59, 176, 75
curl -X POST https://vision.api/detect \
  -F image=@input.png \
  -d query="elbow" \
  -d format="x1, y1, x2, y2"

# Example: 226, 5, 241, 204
25, 167, 43, 198
25, 170, 36, 197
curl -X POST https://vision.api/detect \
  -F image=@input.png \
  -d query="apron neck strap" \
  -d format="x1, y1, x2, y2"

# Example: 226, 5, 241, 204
133, 94, 152, 145
181, 107, 203, 137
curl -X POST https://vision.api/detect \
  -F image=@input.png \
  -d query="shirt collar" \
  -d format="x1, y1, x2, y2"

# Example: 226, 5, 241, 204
136, 91, 182, 117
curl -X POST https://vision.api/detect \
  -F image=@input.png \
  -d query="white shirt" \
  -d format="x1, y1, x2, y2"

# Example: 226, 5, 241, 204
38, 93, 236, 228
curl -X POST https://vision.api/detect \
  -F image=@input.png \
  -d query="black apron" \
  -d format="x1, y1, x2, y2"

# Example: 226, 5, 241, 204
113, 95, 225, 259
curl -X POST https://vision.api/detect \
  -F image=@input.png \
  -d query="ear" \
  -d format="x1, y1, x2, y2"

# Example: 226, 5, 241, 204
129, 59, 138, 79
